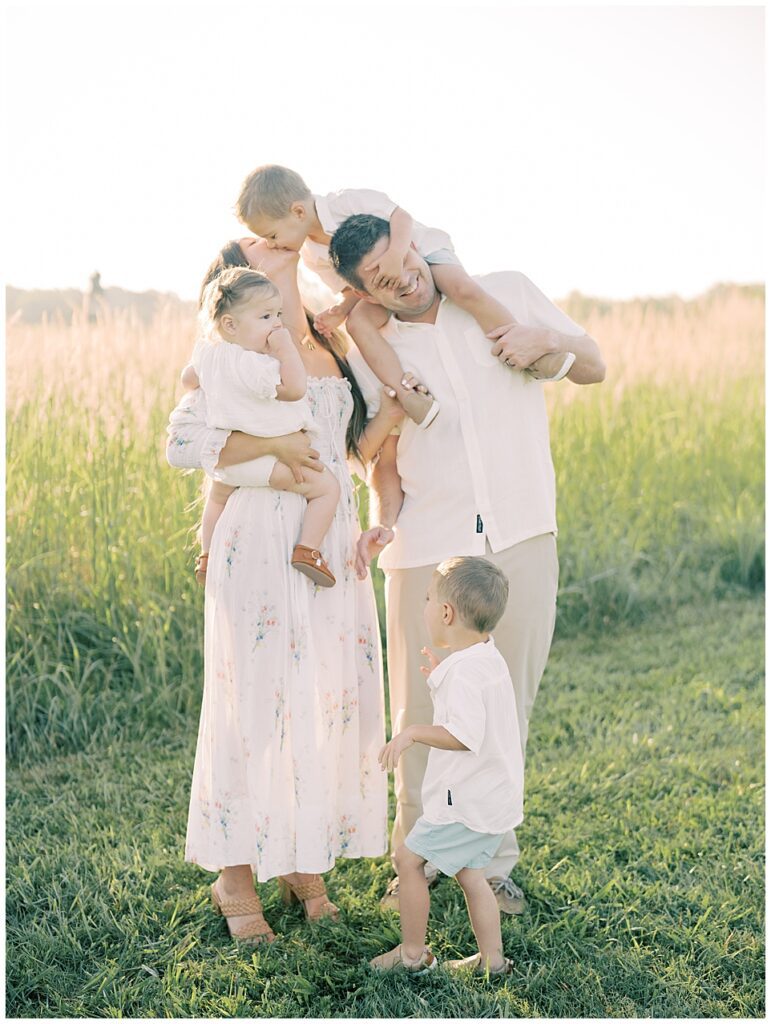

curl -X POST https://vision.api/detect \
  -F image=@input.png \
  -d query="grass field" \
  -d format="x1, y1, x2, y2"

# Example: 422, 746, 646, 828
6, 283, 765, 1016
7, 598, 763, 1017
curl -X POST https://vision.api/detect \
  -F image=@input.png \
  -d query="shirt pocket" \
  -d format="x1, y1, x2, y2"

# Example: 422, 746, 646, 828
464, 327, 501, 369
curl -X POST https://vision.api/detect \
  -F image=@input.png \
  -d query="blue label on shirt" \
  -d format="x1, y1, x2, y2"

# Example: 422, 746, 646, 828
476, 515, 484, 534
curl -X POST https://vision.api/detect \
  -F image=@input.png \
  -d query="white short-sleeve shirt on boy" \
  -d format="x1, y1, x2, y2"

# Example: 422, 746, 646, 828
194, 342, 314, 438
301, 189, 455, 296
421, 637, 524, 835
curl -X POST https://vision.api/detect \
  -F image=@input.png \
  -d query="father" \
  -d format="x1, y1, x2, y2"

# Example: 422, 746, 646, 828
330, 215, 606, 914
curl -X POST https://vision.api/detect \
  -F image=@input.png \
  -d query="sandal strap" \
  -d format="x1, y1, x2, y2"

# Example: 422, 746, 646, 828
284, 875, 328, 900
214, 891, 265, 917
228, 916, 274, 940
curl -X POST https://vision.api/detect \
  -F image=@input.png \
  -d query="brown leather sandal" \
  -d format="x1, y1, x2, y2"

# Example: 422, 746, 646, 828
195, 553, 209, 586
290, 545, 336, 588
210, 881, 276, 945
277, 874, 340, 922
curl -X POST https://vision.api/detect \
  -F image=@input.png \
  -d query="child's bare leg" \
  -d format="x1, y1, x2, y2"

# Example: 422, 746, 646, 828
346, 301, 438, 426
455, 867, 506, 970
200, 481, 235, 553
431, 264, 572, 379
394, 844, 431, 960
268, 462, 340, 549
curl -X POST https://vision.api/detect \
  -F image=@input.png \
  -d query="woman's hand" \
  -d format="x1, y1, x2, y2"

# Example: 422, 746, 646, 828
270, 431, 323, 483
378, 728, 415, 772
420, 646, 440, 677
239, 237, 299, 278
355, 525, 395, 579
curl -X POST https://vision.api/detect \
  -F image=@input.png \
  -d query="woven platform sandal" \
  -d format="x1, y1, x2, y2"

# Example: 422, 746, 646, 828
290, 545, 336, 588
210, 881, 276, 945
277, 874, 340, 922
194, 553, 208, 586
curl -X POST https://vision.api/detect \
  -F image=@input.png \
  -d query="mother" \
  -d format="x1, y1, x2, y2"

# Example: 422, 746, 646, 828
167, 238, 402, 943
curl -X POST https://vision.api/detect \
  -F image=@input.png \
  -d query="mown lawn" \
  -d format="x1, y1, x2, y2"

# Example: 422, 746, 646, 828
7, 596, 763, 1018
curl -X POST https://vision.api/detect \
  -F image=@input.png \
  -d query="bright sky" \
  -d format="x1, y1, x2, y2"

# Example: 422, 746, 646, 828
5, 4, 764, 302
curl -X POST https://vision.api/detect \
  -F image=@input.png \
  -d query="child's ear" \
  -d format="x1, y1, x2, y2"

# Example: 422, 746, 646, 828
442, 602, 454, 626
220, 314, 237, 335
290, 201, 306, 221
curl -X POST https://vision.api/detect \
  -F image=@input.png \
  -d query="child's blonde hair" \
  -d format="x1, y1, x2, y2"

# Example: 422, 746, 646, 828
199, 266, 278, 342
235, 164, 311, 227
435, 556, 509, 633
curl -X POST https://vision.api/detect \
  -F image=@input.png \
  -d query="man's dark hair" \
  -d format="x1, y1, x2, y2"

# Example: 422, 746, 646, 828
329, 214, 390, 291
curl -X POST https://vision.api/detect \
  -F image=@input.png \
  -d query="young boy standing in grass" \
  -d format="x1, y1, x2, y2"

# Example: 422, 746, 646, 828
371, 556, 521, 975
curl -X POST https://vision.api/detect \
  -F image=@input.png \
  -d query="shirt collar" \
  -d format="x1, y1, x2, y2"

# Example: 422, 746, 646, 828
312, 194, 338, 236
426, 636, 495, 691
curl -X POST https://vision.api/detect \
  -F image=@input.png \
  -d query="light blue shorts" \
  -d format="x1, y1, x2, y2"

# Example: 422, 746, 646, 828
424, 248, 461, 267
404, 817, 506, 877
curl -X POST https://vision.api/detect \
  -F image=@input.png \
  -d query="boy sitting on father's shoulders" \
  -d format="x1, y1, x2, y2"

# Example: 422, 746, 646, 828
328, 213, 606, 913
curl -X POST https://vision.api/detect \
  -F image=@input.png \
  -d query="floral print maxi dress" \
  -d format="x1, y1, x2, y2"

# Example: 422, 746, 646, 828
185, 376, 388, 881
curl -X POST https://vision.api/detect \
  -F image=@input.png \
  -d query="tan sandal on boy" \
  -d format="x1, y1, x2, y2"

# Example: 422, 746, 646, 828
210, 880, 276, 946
277, 874, 340, 922
194, 553, 209, 586
369, 944, 438, 974
290, 545, 336, 588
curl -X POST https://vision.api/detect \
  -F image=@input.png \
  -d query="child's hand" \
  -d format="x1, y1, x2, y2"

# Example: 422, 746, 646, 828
266, 326, 293, 354
364, 247, 408, 291
314, 306, 346, 339
420, 646, 440, 677
378, 729, 415, 772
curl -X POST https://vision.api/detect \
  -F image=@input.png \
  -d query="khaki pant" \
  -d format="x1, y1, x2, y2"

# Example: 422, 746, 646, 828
385, 532, 558, 877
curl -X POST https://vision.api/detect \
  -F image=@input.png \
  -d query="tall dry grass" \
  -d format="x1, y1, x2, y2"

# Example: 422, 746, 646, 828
6, 284, 764, 762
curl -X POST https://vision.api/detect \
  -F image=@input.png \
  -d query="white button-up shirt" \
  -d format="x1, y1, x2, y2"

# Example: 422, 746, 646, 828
301, 189, 454, 296
421, 637, 523, 835
377, 271, 586, 571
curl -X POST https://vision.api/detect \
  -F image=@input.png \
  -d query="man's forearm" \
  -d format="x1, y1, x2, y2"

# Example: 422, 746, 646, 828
369, 436, 404, 527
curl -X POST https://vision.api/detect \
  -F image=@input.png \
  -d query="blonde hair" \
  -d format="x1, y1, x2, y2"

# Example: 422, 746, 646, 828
435, 556, 509, 633
199, 266, 278, 342
235, 164, 312, 227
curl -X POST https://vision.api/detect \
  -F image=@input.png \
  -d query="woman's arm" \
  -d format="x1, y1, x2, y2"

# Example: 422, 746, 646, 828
216, 430, 322, 482
357, 387, 404, 464
240, 238, 307, 346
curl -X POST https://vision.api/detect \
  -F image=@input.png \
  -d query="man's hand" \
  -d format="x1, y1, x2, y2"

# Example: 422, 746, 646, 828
355, 525, 395, 579
240, 236, 299, 276
271, 430, 322, 483
487, 323, 557, 370
420, 646, 440, 677
363, 247, 408, 291
378, 728, 415, 772
314, 306, 347, 340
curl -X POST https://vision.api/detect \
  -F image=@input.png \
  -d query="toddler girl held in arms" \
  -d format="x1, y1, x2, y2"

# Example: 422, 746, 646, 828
183, 266, 339, 588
